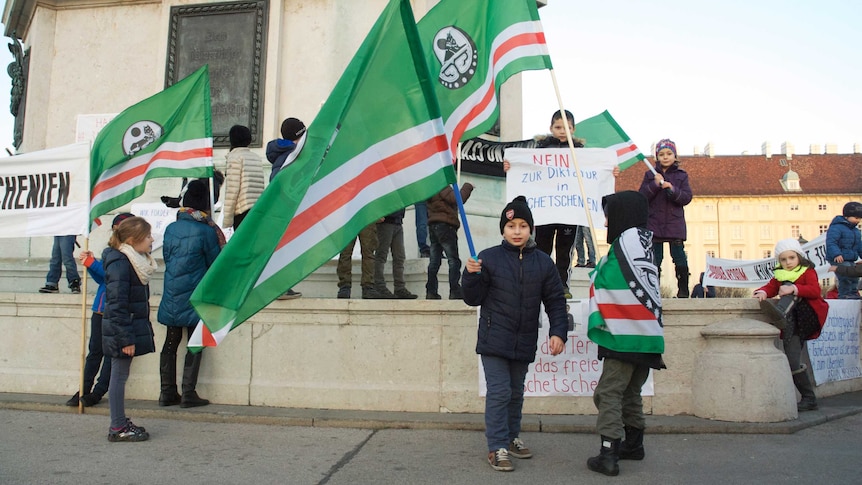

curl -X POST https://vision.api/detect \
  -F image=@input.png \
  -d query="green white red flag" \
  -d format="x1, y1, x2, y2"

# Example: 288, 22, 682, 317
188, 0, 455, 350
89, 66, 213, 224
577, 110, 645, 171
588, 228, 664, 354
417, 0, 553, 157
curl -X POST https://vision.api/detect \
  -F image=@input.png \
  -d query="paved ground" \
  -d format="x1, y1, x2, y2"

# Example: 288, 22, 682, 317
1, 391, 861, 484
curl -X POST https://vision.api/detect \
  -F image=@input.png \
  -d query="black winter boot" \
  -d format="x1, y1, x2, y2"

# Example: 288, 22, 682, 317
180, 352, 209, 408
618, 425, 645, 460
792, 365, 818, 411
760, 282, 798, 330
158, 353, 181, 406
675, 266, 690, 298
587, 436, 620, 476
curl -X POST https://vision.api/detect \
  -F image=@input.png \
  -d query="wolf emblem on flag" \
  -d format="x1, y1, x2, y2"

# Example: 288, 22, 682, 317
433, 26, 478, 89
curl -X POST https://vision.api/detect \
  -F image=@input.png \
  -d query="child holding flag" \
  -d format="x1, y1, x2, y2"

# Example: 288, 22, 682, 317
638, 139, 692, 298
587, 191, 665, 477
754, 238, 827, 411
462, 196, 567, 472
102, 216, 157, 442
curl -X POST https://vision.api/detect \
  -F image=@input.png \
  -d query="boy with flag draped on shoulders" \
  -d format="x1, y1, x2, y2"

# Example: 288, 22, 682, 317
586, 190, 666, 477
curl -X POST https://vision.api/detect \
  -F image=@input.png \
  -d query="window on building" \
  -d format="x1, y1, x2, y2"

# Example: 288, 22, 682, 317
763, 250, 772, 258
732, 225, 743, 240
706, 250, 716, 258
703, 204, 714, 213
705, 225, 716, 240
761, 225, 771, 239
790, 204, 799, 211
734, 250, 743, 259
819, 224, 828, 234
791, 225, 800, 238
760, 204, 769, 212
732, 204, 741, 212
818, 204, 827, 211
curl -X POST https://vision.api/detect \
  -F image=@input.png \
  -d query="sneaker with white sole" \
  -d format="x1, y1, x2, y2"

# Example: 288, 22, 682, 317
488, 448, 514, 471
508, 437, 533, 458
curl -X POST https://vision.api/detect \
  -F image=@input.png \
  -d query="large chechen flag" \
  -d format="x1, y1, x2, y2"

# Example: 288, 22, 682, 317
89, 65, 213, 224
578, 110, 646, 171
187, 0, 455, 350
587, 227, 665, 354
417, 0, 552, 156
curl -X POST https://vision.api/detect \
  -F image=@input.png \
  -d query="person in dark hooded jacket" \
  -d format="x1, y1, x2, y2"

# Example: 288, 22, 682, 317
462, 196, 568, 472
586, 190, 666, 477
157, 180, 222, 408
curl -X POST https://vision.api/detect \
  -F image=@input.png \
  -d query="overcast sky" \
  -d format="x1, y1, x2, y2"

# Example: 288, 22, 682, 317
2, 1, 860, 158
523, 0, 862, 156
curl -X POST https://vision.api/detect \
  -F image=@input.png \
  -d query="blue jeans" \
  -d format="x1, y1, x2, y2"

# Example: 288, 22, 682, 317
82, 313, 111, 397
46, 235, 80, 285
836, 261, 860, 298
426, 222, 461, 296
574, 226, 596, 265
415, 202, 429, 254
482, 354, 529, 451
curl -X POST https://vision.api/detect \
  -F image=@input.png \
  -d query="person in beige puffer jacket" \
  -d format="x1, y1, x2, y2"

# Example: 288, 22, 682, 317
223, 125, 266, 230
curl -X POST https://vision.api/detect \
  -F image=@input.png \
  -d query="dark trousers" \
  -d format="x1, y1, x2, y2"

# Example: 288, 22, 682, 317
535, 224, 577, 289
426, 222, 461, 295
82, 312, 111, 396
481, 355, 529, 451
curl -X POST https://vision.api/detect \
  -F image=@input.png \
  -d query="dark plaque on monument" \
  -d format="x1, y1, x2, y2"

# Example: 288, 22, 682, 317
166, 1, 268, 148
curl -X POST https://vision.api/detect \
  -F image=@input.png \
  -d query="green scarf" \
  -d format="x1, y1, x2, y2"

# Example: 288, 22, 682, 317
773, 264, 806, 283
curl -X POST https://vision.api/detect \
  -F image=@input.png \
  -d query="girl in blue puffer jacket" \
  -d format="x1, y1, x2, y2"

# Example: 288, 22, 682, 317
462, 196, 568, 472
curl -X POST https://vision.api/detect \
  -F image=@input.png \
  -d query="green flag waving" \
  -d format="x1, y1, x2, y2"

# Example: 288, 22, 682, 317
188, 0, 455, 350
89, 66, 213, 224
578, 110, 646, 171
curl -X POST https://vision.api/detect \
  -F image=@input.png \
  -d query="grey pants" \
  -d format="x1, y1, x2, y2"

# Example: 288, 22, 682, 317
593, 358, 650, 439
374, 222, 407, 291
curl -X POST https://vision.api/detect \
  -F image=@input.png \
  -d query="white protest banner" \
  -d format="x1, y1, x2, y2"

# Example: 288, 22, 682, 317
702, 233, 832, 288
504, 148, 617, 227
478, 301, 655, 397
0, 142, 90, 237
808, 299, 862, 385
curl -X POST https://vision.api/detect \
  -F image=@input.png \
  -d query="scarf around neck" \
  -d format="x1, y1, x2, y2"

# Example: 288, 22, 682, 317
179, 207, 227, 248
118, 243, 158, 285
773, 264, 806, 283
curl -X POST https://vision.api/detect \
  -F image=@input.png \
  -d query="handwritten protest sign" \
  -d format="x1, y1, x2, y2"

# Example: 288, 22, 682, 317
809, 300, 862, 385
478, 301, 655, 397
504, 148, 617, 227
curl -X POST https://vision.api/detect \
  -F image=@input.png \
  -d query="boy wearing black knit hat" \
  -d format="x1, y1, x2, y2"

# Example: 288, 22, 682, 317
826, 201, 862, 299
462, 196, 568, 472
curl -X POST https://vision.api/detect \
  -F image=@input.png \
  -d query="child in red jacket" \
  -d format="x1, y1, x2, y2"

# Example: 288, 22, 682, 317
753, 238, 827, 411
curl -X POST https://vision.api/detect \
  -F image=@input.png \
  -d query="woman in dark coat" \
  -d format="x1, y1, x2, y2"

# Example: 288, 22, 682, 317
102, 216, 157, 442
157, 180, 222, 408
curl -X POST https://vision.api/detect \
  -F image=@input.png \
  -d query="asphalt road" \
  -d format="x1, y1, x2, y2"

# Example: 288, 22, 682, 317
1, 408, 860, 485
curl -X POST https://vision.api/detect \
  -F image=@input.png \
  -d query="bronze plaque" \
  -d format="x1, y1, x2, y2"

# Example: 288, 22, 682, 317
166, 1, 268, 147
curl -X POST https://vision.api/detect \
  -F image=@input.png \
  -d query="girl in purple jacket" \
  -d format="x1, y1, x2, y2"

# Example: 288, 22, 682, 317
638, 139, 693, 298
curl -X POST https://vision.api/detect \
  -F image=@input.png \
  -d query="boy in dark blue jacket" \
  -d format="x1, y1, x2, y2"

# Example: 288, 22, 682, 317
462, 196, 568, 472
826, 201, 862, 299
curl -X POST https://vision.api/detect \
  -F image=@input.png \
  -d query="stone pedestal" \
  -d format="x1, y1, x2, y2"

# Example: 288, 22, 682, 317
692, 318, 797, 422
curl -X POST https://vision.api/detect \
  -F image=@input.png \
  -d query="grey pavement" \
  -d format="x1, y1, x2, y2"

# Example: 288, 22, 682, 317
1, 391, 861, 484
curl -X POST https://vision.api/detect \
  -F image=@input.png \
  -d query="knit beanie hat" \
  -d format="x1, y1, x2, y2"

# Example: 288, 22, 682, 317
843, 201, 862, 218
655, 138, 677, 157
112, 212, 135, 228
229, 124, 252, 149
280, 117, 307, 141
182, 179, 209, 212
500, 195, 533, 234
774, 238, 804, 258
